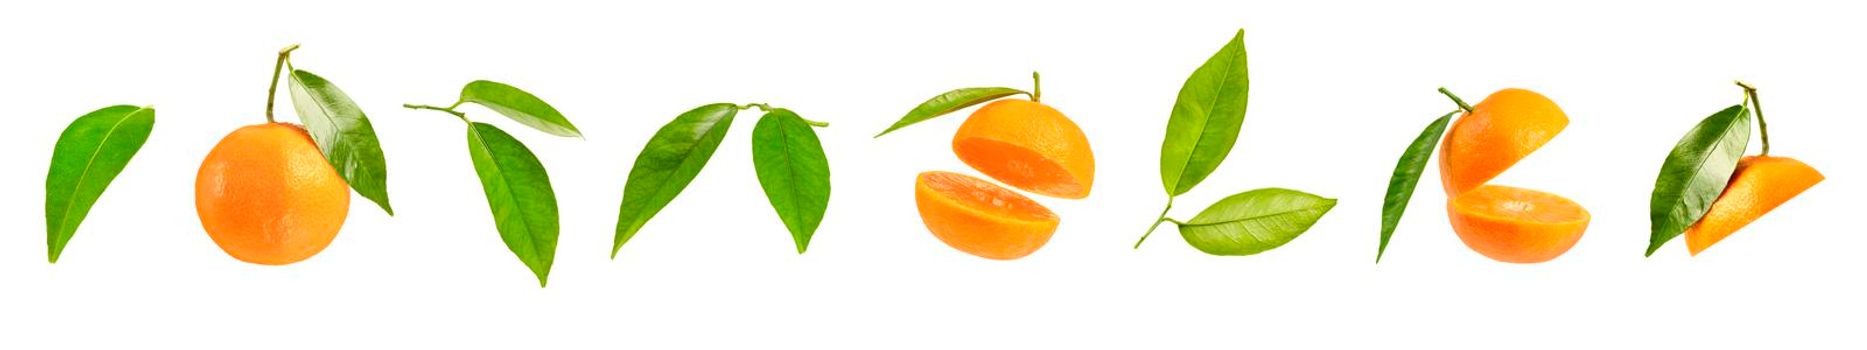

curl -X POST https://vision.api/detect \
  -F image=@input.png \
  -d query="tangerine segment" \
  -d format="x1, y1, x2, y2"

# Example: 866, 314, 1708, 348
914, 171, 1060, 260
952, 99, 1095, 199
195, 123, 351, 265
1685, 156, 1824, 256
1439, 88, 1569, 196
1447, 185, 1590, 263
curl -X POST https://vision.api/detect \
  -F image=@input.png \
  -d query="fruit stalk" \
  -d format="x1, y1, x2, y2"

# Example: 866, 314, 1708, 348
1031, 71, 1043, 103
265, 44, 301, 123
1736, 81, 1770, 156
1438, 87, 1473, 114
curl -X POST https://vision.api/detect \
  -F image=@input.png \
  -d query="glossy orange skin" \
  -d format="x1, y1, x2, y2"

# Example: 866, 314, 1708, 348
195, 123, 350, 265
914, 171, 1059, 260
1685, 156, 1823, 255
952, 99, 1095, 199
1447, 185, 1590, 263
1439, 88, 1568, 196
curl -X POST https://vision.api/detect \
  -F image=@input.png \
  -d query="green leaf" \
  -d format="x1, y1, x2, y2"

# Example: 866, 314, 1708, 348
614, 103, 738, 256
1377, 111, 1455, 263
466, 123, 559, 287
1647, 104, 1750, 256
44, 105, 155, 263
1177, 188, 1335, 256
874, 87, 1027, 137
752, 108, 831, 254
459, 80, 582, 138
289, 69, 393, 215
1160, 29, 1250, 197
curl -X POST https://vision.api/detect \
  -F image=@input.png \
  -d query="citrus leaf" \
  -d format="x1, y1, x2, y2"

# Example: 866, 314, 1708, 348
1178, 188, 1335, 256
459, 80, 582, 138
289, 69, 393, 215
874, 87, 1027, 137
1647, 104, 1750, 256
1160, 29, 1250, 196
752, 108, 831, 253
1377, 111, 1455, 263
44, 105, 155, 263
614, 103, 738, 256
465, 123, 559, 287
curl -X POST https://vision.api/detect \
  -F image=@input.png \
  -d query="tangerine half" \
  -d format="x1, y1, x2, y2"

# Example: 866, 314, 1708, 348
1684, 156, 1824, 255
914, 171, 1059, 260
1439, 88, 1568, 196
1447, 185, 1590, 263
951, 99, 1095, 199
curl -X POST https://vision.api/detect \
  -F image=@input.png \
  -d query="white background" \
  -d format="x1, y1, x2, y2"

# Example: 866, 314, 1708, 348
3, 0, 1861, 348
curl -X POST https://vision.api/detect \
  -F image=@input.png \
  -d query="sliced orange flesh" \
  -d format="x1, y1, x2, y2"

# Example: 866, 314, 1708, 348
954, 138, 1081, 198
952, 99, 1095, 199
914, 171, 1059, 260
1685, 156, 1824, 256
1439, 88, 1568, 196
1447, 185, 1590, 263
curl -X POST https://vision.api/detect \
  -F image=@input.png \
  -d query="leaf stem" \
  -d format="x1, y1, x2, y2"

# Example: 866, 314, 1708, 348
265, 43, 301, 123
1031, 71, 1043, 103
741, 103, 830, 127
404, 103, 470, 123
1438, 87, 1473, 114
739, 103, 775, 112
1134, 198, 1174, 249
1736, 81, 1770, 156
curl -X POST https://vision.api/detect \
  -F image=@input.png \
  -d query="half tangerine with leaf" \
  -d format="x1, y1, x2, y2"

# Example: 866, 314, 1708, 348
878, 72, 1095, 199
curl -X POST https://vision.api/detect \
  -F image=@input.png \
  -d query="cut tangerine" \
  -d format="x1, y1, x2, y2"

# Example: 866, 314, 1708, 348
1439, 88, 1568, 196
1685, 156, 1824, 255
914, 171, 1059, 260
1447, 185, 1590, 263
952, 99, 1095, 199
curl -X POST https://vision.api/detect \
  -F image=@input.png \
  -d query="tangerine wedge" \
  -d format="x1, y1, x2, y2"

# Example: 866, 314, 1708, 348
952, 99, 1095, 199
914, 171, 1060, 260
1685, 156, 1824, 255
1439, 88, 1569, 196
1447, 185, 1590, 263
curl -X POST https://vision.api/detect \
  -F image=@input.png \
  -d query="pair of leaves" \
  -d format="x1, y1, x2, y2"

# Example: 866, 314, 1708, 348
874, 87, 1028, 137
288, 69, 394, 215
45, 105, 155, 263
614, 104, 831, 256
1376, 111, 1456, 262
420, 80, 581, 286
1141, 29, 1332, 255
1646, 104, 1750, 256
